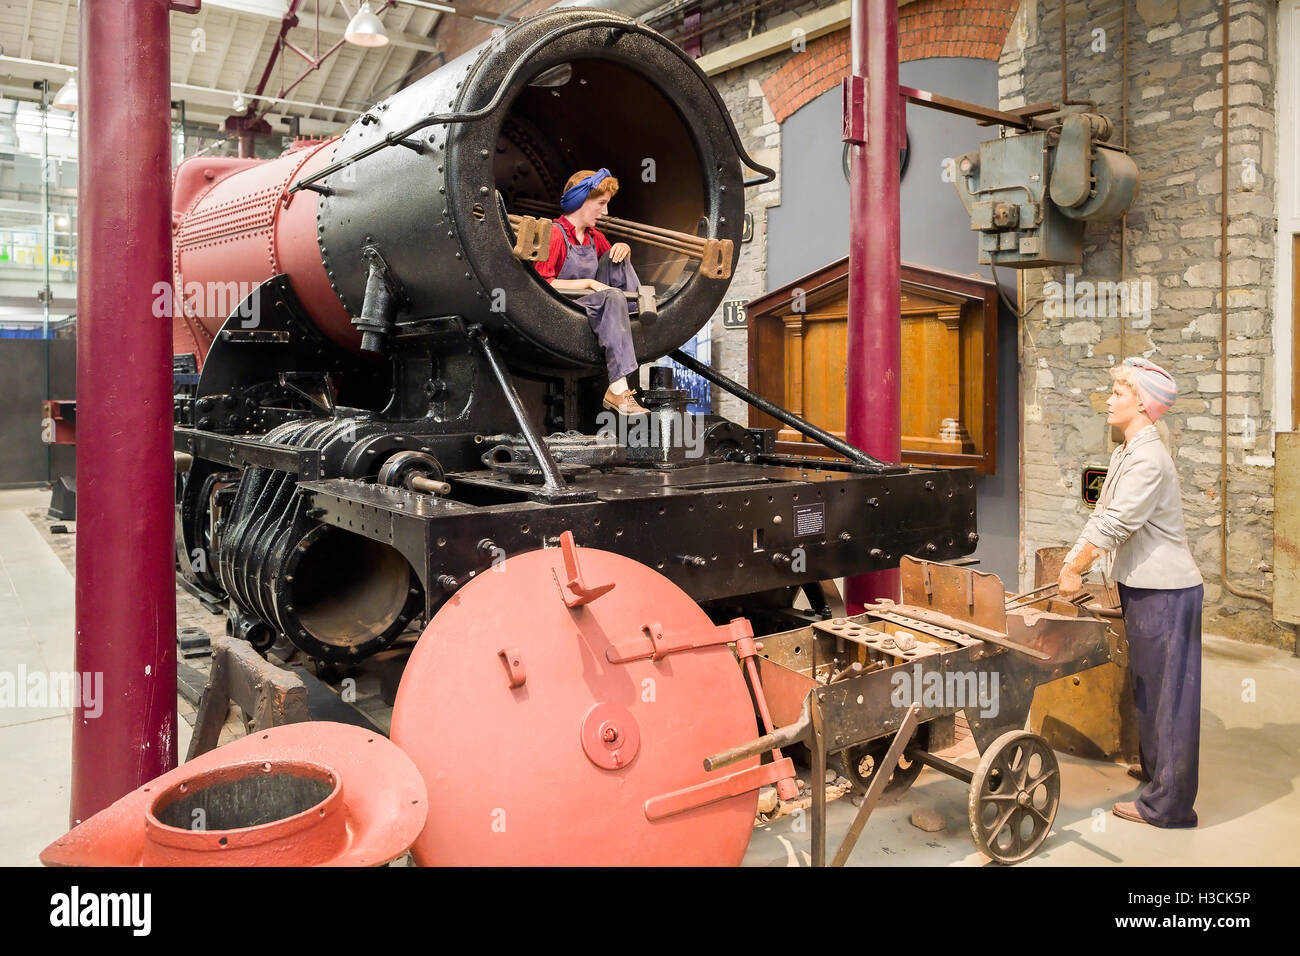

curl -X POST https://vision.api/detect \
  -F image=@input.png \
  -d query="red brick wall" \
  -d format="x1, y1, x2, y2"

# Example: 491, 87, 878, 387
762, 0, 1018, 124
428, 0, 555, 63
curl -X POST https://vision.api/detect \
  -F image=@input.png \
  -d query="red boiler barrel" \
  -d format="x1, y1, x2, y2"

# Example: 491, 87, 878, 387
171, 138, 353, 363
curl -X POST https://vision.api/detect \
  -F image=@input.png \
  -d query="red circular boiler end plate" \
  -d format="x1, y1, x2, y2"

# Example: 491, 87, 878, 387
391, 545, 762, 866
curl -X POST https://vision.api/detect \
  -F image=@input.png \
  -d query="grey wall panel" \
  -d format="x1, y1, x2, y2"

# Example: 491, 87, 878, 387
763, 58, 1021, 586
0, 337, 76, 487
768, 57, 998, 287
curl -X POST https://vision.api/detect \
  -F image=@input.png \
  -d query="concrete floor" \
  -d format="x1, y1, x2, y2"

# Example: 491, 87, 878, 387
2, 485, 1298, 867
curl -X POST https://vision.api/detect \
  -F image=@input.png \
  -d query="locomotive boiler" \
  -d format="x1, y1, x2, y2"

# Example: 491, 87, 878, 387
168, 5, 979, 671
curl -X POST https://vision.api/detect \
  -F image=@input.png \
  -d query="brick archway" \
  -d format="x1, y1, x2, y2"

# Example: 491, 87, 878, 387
761, 0, 1019, 124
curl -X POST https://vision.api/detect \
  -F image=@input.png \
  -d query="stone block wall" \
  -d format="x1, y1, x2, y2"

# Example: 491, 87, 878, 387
999, 0, 1285, 645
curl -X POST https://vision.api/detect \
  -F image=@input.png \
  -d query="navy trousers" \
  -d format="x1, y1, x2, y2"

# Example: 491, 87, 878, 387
574, 252, 639, 382
1117, 582, 1203, 828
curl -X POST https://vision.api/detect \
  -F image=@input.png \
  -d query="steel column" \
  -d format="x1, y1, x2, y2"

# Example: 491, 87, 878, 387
844, 0, 902, 612
71, 0, 179, 824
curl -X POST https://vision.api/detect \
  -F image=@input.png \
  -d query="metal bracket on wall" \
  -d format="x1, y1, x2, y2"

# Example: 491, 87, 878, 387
842, 74, 867, 145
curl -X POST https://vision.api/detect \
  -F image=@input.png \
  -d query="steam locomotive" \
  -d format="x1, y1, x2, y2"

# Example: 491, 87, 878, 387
168, 6, 979, 664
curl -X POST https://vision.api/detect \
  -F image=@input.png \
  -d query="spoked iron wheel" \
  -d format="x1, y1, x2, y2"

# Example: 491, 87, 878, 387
967, 729, 1060, 864
837, 724, 929, 803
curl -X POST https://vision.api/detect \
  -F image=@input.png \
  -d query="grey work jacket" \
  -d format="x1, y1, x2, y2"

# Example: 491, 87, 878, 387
1071, 425, 1204, 589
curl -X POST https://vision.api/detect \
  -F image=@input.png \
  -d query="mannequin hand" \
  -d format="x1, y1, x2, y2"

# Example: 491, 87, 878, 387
1058, 567, 1083, 598
587, 279, 612, 292
609, 242, 631, 264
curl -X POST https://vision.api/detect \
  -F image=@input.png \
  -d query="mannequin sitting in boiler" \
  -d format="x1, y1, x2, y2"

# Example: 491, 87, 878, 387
533, 168, 653, 417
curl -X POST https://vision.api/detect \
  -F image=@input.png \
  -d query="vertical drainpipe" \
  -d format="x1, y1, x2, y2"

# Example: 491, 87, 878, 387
71, 0, 180, 824
843, 0, 902, 612
38, 82, 51, 483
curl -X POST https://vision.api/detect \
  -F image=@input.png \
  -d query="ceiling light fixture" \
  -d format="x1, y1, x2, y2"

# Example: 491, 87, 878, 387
345, 2, 390, 47
52, 75, 77, 112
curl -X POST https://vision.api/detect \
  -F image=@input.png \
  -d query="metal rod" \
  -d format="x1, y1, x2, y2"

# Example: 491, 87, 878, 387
1004, 594, 1056, 611
1059, 0, 1068, 105
38, 80, 51, 483
899, 85, 1045, 131
168, 81, 366, 116
811, 694, 827, 868
508, 213, 705, 259
844, 0, 902, 612
596, 225, 704, 256
667, 348, 892, 471
702, 711, 809, 771
831, 702, 920, 866
408, 475, 451, 496
72, 0, 180, 825
905, 745, 974, 784
469, 326, 566, 493
1005, 582, 1060, 610
1005, 582, 1059, 604
516, 199, 710, 249
242, 0, 304, 120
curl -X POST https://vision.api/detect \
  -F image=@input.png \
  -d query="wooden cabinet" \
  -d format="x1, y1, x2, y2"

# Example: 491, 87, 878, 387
746, 257, 998, 474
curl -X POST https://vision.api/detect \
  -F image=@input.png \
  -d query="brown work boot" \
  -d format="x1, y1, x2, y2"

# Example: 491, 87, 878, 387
602, 387, 648, 416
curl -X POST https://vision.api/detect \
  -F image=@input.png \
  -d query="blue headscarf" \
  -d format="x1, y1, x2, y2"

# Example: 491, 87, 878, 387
560, 168, 611, 214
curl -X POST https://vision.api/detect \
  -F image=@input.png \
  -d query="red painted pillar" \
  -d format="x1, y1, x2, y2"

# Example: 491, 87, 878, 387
71, 0, 178, 824
844, 0, 902, 612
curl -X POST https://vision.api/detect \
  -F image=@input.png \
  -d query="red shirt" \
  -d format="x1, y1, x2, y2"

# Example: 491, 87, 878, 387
533, 215, 612, 284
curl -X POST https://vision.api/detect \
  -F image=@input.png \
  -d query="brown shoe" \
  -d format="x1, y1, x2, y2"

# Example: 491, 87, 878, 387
602, 388, 648, 416
1126, 764, 1149, 782
1111, 801, 1152, 825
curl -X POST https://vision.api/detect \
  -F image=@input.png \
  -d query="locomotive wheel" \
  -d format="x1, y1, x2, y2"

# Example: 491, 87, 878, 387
967, 730, 1060, 865
391, 539, 764, 866
837, 724, 929, 802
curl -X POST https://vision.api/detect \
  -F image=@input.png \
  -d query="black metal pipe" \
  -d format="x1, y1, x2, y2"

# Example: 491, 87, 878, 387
469, 326, 566, 492
667, 348, 891, 471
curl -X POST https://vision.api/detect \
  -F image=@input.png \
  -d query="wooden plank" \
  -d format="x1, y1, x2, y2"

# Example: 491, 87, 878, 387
1275, 432, 1300, 624
1294, 237, 1300, 429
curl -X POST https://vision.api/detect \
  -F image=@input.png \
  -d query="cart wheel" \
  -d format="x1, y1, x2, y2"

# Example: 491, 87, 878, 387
837, 724, 929, 803
967, 729, 1059, 864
